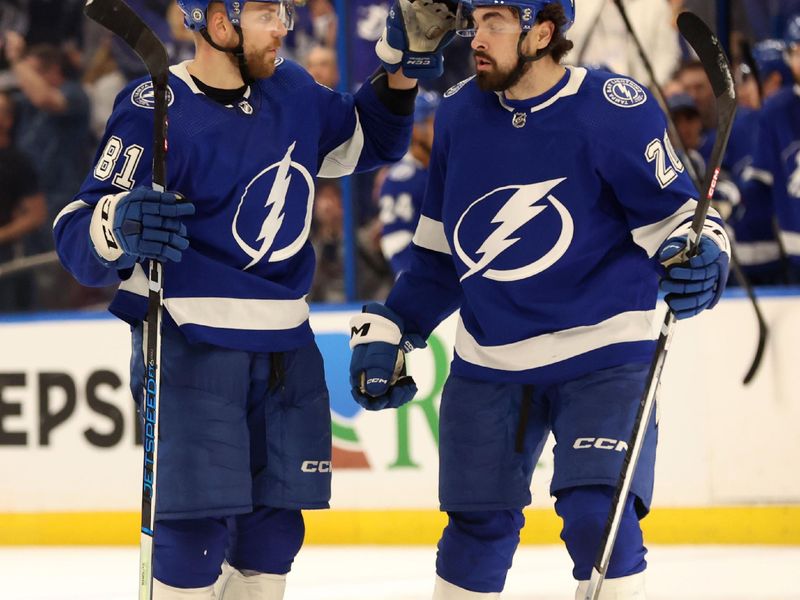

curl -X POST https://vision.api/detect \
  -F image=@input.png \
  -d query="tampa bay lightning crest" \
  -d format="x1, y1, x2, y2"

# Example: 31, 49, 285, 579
453, 178, 574, 282
232, 142, 315, 270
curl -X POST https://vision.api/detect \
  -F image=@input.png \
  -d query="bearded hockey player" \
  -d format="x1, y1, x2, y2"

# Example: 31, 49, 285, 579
53, 0, 460, 597
349, 1, 730, 598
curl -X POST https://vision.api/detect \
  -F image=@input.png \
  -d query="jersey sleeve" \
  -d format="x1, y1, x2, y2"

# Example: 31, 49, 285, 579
378, 167, 424, 274
53, 83, 159, 287
315, 77, 413, 178
385, 119, 463, 339
595, 91, 730, 257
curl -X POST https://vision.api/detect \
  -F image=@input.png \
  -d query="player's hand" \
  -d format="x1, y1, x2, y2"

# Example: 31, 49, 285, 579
349, 302, 426, 410
376, 0, 461, 79
658, 235, 729, 320
90, 187, 195, 269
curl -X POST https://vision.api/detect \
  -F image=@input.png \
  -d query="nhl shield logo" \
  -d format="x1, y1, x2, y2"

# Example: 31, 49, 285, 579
512, 112, 527, 128
238, 100, 254, 115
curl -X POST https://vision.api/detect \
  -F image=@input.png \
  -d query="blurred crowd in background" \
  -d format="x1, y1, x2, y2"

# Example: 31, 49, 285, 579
0, 0, 798, 314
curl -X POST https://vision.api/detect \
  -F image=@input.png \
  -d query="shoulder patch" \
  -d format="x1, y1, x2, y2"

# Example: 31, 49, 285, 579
131, 81, 175, 110
602, 78, 647, 108
444, 76, 476, 98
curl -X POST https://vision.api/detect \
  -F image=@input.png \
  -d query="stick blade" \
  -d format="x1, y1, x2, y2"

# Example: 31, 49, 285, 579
677, 12, 735, 101
84, 0, 168, 76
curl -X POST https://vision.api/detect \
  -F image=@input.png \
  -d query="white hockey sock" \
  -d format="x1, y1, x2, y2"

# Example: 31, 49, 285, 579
433, 575, 501, 599
575, 572, 646, 599
215, 566, 286, 600
152, 579, 215, 599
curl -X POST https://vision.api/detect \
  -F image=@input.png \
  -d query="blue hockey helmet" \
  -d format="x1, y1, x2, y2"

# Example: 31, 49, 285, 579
414, 90, 441, 124
456, 0, 576, 35
176, 0, 295, 31
752, 39, 792, 84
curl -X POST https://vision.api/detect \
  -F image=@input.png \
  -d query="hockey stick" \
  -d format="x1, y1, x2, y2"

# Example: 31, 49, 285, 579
584, 12, 737, 599
612, 0, 767, 385
83, 1, 168, 598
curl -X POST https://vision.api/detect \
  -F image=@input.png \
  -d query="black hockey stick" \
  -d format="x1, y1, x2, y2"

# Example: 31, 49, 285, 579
584, 12, 737, 600
83, 1, 168, 599
612, 0, 767, 385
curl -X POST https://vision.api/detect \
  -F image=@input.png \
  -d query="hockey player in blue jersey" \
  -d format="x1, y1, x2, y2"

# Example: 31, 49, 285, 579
735, 29, 800, 283
731, 38, 796, 282
379, 90, 440, 275
349, 2, 730, 598
52, 0, 462, 598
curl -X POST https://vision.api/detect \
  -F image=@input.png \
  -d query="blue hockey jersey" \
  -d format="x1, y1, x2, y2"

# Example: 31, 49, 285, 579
386, 67, 729, 385
728, 107, 784, 276
54, 59, 412, 352
378, 153, 427, 275
741, 85, 800, 268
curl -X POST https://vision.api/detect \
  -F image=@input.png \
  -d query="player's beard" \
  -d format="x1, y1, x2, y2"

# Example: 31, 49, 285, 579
244, 45, 279, 79
475, 52, 531, 92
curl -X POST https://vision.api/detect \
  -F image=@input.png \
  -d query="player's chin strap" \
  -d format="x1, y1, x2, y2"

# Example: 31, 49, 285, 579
516, 31, 551, 63
200, 26, 255, 85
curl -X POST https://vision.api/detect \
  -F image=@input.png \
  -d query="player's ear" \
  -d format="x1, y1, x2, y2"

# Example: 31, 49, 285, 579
206, 4, 236, 47
533, 19, 555, 51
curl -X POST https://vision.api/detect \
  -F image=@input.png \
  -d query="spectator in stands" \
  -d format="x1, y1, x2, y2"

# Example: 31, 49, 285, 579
567, 0, 681, 86
305, 45, 340, 89
677, 59, 716, 131
310, 180, 346, 302
667, 92, 705, 177
5, 37, 90, 230
283, 0, 338, 63
0, 90, 47, 312
82, 37, 126, 143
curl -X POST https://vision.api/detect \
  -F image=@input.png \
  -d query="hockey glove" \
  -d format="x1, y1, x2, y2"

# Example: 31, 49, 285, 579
349, 302, 426, 410
89, 188, 195, 269
376, 0, 461, 79
659, 235, 730, 320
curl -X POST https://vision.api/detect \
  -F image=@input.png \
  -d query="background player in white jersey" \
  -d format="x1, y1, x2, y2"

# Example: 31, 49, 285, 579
379, 90, 440, 275
53, 0, 460, 597
349, 1, 730, 598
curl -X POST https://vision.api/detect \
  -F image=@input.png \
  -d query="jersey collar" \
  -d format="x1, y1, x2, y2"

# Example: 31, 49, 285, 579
495, 66, 587, 114
170, 60, 253, 104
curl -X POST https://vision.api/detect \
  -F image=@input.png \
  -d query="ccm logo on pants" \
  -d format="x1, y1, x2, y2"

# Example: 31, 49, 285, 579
301, 460, 332, 473
573, 437, 629, 452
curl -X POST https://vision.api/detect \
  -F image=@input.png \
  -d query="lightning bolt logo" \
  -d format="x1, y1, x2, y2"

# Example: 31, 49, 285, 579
460, 179, 565, 282
244, 142, 295, 270
454, 178, 574, 283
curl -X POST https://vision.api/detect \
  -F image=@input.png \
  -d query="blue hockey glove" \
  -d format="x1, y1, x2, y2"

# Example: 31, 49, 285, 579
659, 235, 730, 320
349, 302, 426, 410
89, 187, 195, 269
376, 0, 460, 79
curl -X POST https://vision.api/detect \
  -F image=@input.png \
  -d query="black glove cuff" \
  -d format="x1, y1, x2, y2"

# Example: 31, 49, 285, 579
369, 67, 418, 116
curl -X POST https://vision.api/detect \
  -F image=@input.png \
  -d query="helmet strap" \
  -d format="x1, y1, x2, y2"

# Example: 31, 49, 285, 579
200, 24, 254, 85
517, 30, 550, 63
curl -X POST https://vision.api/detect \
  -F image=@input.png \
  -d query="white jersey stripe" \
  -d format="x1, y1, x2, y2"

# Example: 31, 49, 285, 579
413, 215, 451, 255
454, 309, 660, 372
380, 230, 414, 261
735, 240, 782, 266
318, 109, 365, 178
120, 265, 309, 331
53, 200, 91, 229
779, 230, 800, 256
